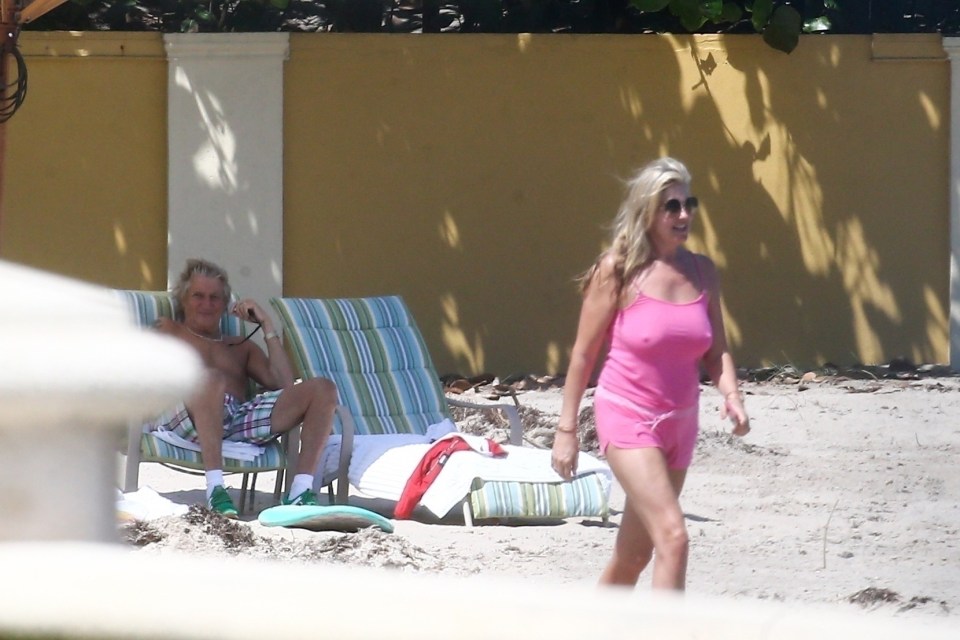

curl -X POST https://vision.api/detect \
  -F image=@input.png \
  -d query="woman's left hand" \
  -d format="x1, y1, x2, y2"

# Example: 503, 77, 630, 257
721, 395, 751, 437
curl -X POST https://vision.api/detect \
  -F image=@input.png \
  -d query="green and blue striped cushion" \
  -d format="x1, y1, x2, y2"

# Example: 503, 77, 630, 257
469, 474, 609, 520
140, 434, 285, 471
271, 296, 451, 436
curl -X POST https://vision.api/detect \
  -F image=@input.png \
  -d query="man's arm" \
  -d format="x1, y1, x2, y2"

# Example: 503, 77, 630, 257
234, 300, 295, 391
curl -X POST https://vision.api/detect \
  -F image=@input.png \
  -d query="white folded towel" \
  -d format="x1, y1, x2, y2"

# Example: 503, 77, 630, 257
313, 419, 458, 486
150, 429, 265, 462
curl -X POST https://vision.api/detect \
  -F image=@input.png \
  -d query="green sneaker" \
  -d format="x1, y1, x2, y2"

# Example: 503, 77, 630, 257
208, 485, 238, 519
283, 488, 320, 507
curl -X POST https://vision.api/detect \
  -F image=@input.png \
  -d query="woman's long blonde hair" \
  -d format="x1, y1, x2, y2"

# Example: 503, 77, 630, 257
581, 157, 692, 296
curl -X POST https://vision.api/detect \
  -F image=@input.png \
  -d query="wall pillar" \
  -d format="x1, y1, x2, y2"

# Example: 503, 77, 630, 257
944, 38, 960, 370
164, 33, 288, 309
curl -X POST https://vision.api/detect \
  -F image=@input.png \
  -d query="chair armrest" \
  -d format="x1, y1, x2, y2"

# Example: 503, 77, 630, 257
334, 405, 356, 505
447, 396, 522, 446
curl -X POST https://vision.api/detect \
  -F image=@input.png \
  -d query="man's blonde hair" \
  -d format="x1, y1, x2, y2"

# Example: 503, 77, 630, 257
172, 258, 232, 317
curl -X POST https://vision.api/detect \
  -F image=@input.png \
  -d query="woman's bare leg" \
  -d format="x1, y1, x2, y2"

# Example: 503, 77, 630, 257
603, 446, 689, 590
599, 498, 654, 586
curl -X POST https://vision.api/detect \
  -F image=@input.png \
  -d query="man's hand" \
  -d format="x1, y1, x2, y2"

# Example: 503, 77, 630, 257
232, 299, 267, 324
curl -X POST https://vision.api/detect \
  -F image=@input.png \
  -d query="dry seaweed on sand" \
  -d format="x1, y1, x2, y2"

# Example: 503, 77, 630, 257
120, 519, 165, 546
305, 528, 445, 571
848, 587, 903, 607
124, 509, 448, 572
182, 504, 258, 551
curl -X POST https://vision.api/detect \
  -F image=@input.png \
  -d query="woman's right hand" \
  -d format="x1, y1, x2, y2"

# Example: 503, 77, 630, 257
721, 395, 751, 437
551, 430, 580, 480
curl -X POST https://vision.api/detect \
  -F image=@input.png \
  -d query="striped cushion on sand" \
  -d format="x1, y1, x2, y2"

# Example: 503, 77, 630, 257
469, 474, 610, 520
271, 296, 450, 436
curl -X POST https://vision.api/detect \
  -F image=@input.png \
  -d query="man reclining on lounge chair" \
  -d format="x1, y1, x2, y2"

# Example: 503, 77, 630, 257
145, 258, 337, 517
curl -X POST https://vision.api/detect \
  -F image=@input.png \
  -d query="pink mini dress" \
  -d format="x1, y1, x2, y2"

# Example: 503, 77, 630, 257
595, 278, 713, 468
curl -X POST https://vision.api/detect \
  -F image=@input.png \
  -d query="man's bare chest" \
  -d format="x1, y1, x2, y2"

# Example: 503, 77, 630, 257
190, 341, 249, 389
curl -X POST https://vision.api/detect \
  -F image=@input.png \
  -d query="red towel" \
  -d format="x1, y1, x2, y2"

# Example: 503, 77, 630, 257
394, 435, 506, 519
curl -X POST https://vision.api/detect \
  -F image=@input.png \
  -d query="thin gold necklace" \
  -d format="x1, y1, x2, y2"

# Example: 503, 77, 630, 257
185, 325, 223, 342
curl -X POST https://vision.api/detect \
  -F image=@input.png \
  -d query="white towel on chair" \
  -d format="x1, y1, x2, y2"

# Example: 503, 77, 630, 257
150, 429, 265, 462
314, 420, 458, 488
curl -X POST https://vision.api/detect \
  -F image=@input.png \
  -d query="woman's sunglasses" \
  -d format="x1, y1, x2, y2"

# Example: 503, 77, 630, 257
663, 196, 699, 215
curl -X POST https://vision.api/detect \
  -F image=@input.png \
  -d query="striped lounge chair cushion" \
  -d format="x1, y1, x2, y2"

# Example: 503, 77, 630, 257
140, 433, 285, 472
469, 474, 610, 520
271, 296, 450, 436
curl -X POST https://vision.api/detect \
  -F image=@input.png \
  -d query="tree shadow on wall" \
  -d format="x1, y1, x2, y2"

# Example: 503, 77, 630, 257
430, 35, 948, 373
715, 36, 947, 367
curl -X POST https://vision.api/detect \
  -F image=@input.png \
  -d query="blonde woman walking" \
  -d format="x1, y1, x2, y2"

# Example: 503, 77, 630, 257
552, 157, 750, 590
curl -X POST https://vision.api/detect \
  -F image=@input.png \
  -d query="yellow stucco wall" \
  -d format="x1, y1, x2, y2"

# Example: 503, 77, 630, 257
2, 32, 168, 290
284, 33, 949, 374
1, 32, 948, 374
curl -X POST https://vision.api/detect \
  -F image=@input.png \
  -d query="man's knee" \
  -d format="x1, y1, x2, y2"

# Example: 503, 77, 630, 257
306, 377, 338, 406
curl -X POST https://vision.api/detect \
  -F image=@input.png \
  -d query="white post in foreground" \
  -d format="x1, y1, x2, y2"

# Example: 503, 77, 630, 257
0, 544, 956, 640
0, 260, 202, 542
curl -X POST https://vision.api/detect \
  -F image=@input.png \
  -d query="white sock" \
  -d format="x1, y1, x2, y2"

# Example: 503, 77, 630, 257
205, 470, 225, 500
288, 474, 314, 500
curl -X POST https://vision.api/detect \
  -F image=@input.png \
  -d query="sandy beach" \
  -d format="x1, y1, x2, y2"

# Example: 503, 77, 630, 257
122, 372, 960, 624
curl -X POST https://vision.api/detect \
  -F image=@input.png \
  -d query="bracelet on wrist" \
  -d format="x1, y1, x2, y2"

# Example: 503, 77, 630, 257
556, 426, 578, 433
265, 331, 280, 341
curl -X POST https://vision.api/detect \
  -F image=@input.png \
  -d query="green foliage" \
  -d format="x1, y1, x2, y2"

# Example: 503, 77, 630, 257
24, 0, 960, 50
804, 15, 831, 33
628, 0, 823, 53
763, 5, 801, 53
632, 0, 672, 11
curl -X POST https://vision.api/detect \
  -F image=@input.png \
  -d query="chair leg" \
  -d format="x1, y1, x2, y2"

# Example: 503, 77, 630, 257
240, 473, 254, 514
462, 500, 474, 528
273, 468, 285, 503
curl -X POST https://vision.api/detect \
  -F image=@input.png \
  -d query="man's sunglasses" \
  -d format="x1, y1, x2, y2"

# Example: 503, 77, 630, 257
663, 196, 699, 215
